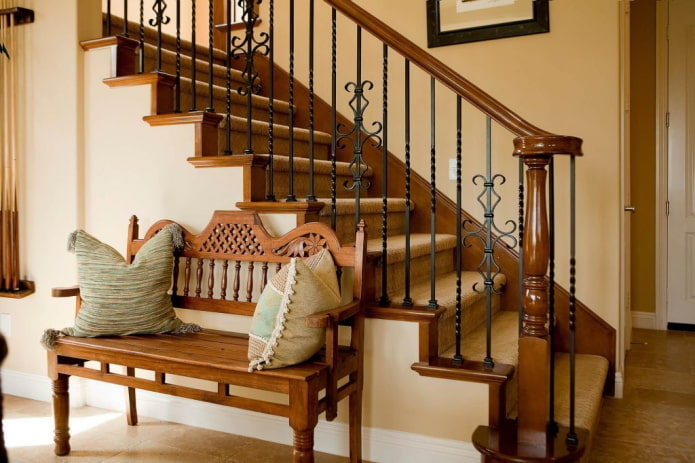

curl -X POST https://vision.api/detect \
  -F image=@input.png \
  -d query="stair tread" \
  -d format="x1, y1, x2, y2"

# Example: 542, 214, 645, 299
366, 233, 458, 261
390, 270, 506, 315
441, 310, 518, 366
263, 155, 372, 176
222, 117, 333, 145
143, 43, 246, 83
178, 77, 291, 113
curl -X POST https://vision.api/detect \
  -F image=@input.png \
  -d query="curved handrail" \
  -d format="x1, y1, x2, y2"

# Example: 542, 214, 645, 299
323, 0, 582, 155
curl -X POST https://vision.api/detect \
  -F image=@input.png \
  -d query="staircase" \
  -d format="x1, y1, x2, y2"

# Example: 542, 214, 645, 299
84, 1, 616, 461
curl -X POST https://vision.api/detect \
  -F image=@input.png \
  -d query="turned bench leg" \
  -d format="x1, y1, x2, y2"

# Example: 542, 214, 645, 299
52, 373, 71, 456
289, 381, 319, 463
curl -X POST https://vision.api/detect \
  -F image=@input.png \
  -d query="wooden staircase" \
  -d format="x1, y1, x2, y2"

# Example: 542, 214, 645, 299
84, 5, 616, 461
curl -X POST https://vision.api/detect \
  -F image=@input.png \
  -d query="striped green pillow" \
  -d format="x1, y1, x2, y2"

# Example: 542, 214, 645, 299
43, 224, 199, 346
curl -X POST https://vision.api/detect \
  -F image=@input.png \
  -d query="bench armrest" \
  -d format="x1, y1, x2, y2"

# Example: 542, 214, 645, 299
304, 299, 361, 328
52, 286, 80, 298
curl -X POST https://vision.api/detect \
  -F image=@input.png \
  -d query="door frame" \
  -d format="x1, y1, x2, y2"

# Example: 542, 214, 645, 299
655, 0, 669, 330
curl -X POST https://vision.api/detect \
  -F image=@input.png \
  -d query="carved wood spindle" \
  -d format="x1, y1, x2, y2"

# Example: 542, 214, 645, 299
517, 154, 550, 446
246, 262, 255, 302
220, 260, 229, 300
261, 261, 268, 289
208, 259, 215, 298
183, 257, 192, 297
195, 259, 204, 298
233, 261, 241, 301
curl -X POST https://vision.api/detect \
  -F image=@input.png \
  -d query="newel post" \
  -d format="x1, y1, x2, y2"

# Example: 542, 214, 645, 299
517, 154, 551, 445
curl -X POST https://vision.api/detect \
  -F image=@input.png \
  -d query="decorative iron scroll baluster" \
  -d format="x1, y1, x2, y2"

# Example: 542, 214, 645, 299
221, 260, 229, 300
267, 0, 276, 199
463, 116, 518, 368
307, 0, 316, 202
453, 96, 463, 365
336, 26, 379, 230
175, 0, 181, 112
287, 0, 296, 200
330, 7, 337, 228
379, 43, 389, 306
224, 0, 232, 153
106, 0, 112, 36
190, 0, 197, 111
402, 59, 412, 307
246, 261, 255, 302
518, 157, 524, 333
195, 259, 204, 297
567, 155, 578, 446
208, 259, 216, 298
233, 260, 241, 301
149, 0, 170, 72
138, 0, 144, 73
172, 255, 180, 295
122, 0, 129, 37
231, 0, 268, 153
206, 0, 214, 112
428, 77, 437, 309
548, 156, 558, 434
184, 257, 191, 296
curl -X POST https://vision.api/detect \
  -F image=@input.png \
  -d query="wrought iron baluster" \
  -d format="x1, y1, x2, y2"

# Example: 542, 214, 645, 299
138, 0, 144, 73
567, 155, 578, 446
267, 0, 276, 199
224, 0, 232, 152
175, 0, 181, 112
206, 0, 214, 112
428, 77, 437, 309
287, 0, 296, 200
336, 26, 379, 231
462, 117, 518, 369
402, 59, 412, 307
330, 7, 337, 228
548, 156, 558, 434
379, 43, 389, 306
190, 0, 197, 111
150, 0, 170, 73
453, 96, 463, 365
122, 0, 129, 37
307, 0, 316, 202
106, 0, 112, 36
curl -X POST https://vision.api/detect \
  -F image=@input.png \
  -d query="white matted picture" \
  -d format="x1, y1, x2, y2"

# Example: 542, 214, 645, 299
426, 0, 550, 47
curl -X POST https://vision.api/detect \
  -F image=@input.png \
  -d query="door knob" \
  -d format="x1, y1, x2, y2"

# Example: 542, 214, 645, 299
624, 206, 636, 213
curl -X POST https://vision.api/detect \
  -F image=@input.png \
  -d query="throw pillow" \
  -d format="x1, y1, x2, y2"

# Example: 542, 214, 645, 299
41, 224, 199, 349
248, 248, 341, 371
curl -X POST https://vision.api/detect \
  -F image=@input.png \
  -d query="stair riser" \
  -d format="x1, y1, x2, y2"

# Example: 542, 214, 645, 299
373, 249, 455, 302
437, 295, 502, 353
216, 129, 330, 158
269, 171, 357, 200
143, 47, 246, 90
317, 210, 408, 244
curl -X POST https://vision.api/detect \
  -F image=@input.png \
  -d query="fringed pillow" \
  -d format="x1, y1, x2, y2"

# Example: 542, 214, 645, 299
41, 224, 200, 349
248, 248, 341, 371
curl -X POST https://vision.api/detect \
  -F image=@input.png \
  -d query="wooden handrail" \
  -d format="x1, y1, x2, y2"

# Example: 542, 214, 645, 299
323, 0, 583, 156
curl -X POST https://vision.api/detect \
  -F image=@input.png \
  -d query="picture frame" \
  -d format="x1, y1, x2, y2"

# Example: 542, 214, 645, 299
426, 0, 550, 48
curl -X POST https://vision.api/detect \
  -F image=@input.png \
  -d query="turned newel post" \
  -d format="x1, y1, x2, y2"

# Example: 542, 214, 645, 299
517, 154, 551, 445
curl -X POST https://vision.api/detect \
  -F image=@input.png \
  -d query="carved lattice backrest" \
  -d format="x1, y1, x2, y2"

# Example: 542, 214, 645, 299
128, 211, 362, 316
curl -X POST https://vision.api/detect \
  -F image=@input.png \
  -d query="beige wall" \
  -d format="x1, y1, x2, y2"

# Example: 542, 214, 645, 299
3, 0, 622, 449
629, 0, 657, 313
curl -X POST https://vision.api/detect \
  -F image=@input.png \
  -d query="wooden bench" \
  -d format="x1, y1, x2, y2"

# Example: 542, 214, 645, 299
47, 210, 366, 462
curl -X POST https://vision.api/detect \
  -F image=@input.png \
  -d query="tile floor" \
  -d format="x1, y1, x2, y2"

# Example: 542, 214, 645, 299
589, 328, 695, 462
2, 328, 693, 462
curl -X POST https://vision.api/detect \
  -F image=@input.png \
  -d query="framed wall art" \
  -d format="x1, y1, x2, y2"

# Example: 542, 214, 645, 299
426, 0, 550, 47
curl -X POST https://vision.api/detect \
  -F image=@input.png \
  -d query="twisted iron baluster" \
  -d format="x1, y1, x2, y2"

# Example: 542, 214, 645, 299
428, 77, 437, 309
379, 44, 389, 306
462, 116, 518, 369
307, 0, 316, 202
224, 0, 232, 153
206, 0, 214, 112
567, 156, 578, 446
138, 0, 144, 73
150, 0, 170, 72
123, 0, 129, 37
190, 0, 197, 111
402, 59, 413, 307
330, 8, 337, 228
453, 96, 463, 365
175, 0, 181, 112
231, 0, 269, 153
267, 0, 276, 198
106, 0, 112, 36
336, 26, 379, 230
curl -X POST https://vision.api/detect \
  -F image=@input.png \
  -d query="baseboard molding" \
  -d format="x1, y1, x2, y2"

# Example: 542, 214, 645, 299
631, 311, 657, 330
0, 370, 480, 463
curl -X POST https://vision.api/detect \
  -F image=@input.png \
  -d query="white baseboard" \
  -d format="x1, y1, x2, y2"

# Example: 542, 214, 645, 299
632, 311, 657, 330
1, 370, 480, 463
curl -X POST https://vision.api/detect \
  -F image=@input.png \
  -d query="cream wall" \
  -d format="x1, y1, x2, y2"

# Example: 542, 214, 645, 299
2, 0, 622, 455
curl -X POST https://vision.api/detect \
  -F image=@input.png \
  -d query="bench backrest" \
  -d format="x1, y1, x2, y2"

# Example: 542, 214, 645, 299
126, 211, 366, 317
